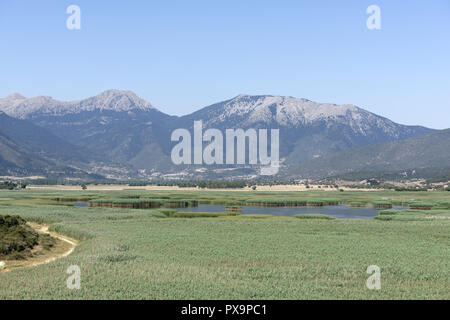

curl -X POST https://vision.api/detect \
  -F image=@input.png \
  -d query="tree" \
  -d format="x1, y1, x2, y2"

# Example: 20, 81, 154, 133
81, 184, 87, 190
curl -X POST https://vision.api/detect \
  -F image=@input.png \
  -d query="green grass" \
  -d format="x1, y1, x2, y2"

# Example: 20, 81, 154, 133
0, 189, 449, 299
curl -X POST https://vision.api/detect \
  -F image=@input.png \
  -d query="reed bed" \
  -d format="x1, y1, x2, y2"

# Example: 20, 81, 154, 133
371, 200, 393, 209
347, 201, 367, 207
172, 211, 240, 218
162, 199, 198, 208
88, 198, 199, 209
225, 206, 243, 212
294, 214, 336, 220
245, 198, 341, 207
408, 202, 434, 210
88, 199, 163, 209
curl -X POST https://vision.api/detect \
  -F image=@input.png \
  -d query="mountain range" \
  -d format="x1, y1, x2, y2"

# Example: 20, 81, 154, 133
0, 90, 447, 181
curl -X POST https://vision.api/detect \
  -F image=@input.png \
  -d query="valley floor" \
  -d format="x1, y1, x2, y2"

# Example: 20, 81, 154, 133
0, 190, 449, 299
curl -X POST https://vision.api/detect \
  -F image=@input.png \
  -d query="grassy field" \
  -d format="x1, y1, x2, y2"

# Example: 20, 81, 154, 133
0, 189, 449, 299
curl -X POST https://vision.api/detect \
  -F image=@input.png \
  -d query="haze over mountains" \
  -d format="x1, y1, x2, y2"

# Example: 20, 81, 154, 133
0, 90, 447, 181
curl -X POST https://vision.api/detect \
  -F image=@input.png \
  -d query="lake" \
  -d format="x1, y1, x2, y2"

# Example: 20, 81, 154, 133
74, 202, 403, 219
176, 204, 404, 219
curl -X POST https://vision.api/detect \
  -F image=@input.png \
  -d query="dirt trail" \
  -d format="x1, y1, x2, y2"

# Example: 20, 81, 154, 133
0, 223, 78, 273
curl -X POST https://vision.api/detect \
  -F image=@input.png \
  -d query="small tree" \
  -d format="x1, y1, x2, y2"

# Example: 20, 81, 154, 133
81, 184, 87, 190
251, 185, 257, 191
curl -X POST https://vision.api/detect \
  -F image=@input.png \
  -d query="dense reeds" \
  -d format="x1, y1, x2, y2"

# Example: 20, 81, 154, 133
294, 214, 336, 220
172, 211, 240, 218
347, 201, 367, 207
408, 202, 434, 210
245, 198, 341, 207
88, 198, 199, 209
225, 206, 243, 212
371, 200, 393, 209
89, 199, 163, 209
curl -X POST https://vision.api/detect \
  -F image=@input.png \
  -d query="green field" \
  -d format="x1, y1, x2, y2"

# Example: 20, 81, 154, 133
0, 189, 449, 299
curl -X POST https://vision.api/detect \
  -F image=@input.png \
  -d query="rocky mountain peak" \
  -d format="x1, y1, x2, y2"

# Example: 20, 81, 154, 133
0, 90, 156, 118
5, 93, 26, 100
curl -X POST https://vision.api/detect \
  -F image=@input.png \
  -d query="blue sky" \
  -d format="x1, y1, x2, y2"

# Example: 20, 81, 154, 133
0, 0, 449, 129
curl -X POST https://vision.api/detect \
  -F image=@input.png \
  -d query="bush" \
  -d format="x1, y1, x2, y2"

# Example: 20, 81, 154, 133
0, 215, 39, 259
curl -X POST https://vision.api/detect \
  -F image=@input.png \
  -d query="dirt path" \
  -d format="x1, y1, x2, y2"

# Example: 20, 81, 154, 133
0, 223, 78, 273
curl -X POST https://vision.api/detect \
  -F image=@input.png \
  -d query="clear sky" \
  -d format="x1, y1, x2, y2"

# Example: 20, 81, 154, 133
0, 0, 449, 129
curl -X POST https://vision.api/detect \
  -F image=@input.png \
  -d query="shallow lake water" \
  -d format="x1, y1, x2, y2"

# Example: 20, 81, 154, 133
74, 202, 404, 219
74, 202, 89, 207
177, 204, 406, 219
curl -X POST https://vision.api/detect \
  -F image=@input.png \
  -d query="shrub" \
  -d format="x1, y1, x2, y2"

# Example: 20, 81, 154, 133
0, 215, 39, 259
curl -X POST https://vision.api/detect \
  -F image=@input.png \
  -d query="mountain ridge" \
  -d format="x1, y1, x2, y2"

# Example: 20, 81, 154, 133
0, 90, 444, 180
0, 89, 157, 119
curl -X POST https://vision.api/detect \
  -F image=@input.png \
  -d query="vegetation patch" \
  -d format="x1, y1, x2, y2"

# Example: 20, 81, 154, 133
378, 209, 402, 215
0, 215, 39, 260
347, 201, 367, 207
245, 198, 340, 207
156, 208, 177, 217
89, 199, 163, 209
294, 214, 336, 220
225, 205, 243, 212
408, 202, 434, 210
172, 211, 240, 218
89, 198, 199, 209
371, 200, 393, 209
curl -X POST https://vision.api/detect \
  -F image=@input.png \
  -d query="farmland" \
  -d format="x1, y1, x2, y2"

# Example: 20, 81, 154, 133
0, 188, 449, 299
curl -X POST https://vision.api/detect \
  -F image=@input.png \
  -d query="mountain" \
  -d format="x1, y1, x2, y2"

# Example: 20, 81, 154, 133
0, 111, 89, 165
287, 129, 450, 179
0, 112, 103, 178
0, 90, 156, 118
0, 91, 441, 180
0, 90, 175, 172
178, 95, 433, 164
0, 127, 51, 175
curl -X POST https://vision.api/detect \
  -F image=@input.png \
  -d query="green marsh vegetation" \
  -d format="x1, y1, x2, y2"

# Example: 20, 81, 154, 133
0, 189, 448, 299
